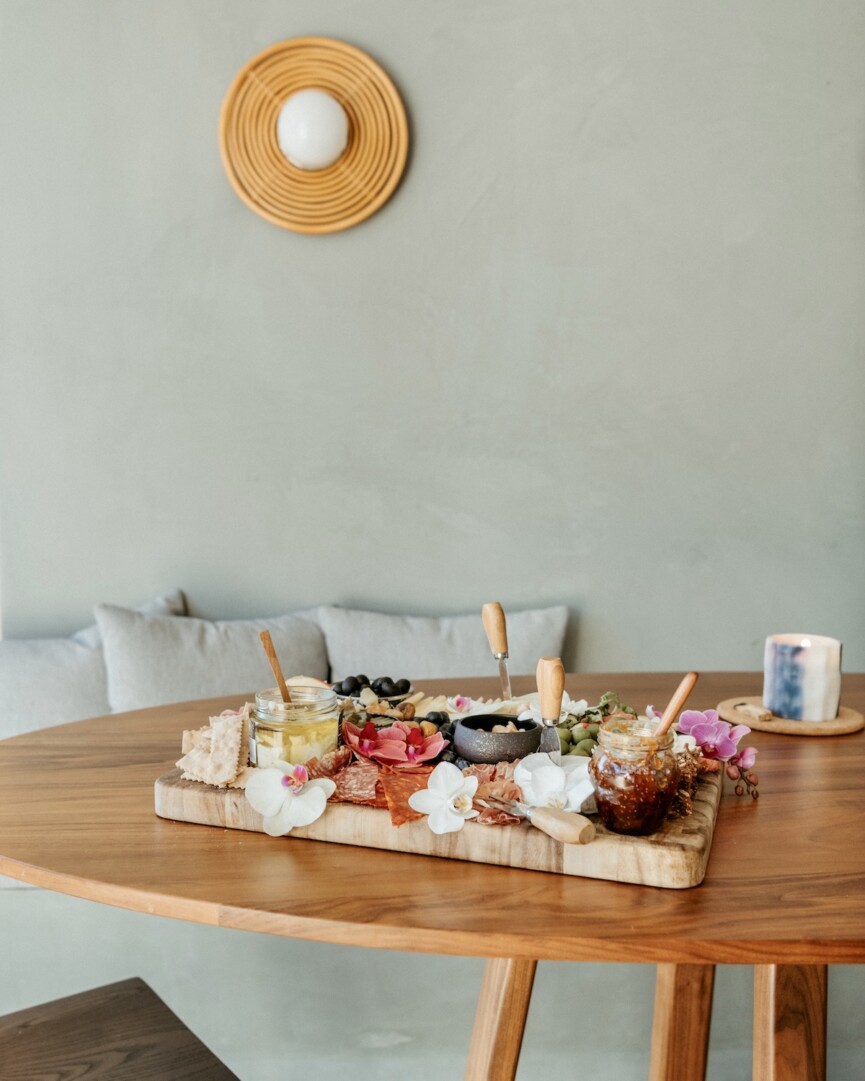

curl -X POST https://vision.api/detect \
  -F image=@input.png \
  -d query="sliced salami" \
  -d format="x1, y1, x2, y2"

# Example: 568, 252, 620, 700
332, 760, 380, 805
307, 746, 352, 779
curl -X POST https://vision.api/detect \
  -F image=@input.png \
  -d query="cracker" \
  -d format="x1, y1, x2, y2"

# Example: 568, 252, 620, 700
181, 726, 210, 755
176, 705, 250, 788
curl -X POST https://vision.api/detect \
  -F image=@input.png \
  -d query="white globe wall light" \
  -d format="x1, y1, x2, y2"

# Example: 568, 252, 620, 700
276, 89, 349, 170
220, 36, 409, 233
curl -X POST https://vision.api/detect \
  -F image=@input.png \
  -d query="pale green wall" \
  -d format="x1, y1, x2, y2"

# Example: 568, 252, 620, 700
1, 6, 865, 1078
1, 0, 864, 672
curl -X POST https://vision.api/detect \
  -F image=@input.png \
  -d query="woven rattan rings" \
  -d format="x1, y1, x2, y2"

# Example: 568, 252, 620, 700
219, 37, 409, 234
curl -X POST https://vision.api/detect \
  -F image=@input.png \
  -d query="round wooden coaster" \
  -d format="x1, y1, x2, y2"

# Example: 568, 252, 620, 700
717, 696, 864, 737
220, 37, 409, 234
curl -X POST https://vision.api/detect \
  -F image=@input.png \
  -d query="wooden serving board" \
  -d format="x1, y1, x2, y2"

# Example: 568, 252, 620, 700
155, 769, 722, 889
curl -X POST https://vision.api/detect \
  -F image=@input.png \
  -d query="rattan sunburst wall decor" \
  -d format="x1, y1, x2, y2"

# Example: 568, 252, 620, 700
219, 37, 409, 235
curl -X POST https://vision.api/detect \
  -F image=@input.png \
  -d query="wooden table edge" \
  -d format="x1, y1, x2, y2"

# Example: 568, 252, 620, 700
5, 854, 865, 965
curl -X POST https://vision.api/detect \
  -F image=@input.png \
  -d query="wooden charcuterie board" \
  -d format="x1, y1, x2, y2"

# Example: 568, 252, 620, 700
155, 768, 722, 889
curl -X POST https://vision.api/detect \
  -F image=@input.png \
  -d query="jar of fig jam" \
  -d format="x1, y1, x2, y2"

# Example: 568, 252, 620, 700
589, 716, 680, 836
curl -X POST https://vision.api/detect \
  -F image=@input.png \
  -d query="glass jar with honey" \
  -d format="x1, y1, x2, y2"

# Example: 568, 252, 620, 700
589, 716, 680, 835
249, 684, 339, 768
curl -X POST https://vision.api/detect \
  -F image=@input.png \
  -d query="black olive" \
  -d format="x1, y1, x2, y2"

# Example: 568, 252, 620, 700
394, 678, 410, 694
356, 674, 370, 687
342, 676, 358, 694
379, 680, 397, 698
332, 680, 345, 695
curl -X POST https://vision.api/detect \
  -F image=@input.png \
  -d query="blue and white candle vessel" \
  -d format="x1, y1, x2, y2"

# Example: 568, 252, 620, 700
763, 634, 842, 722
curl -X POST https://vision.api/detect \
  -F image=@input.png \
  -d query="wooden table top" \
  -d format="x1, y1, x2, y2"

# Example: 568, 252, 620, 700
1, 672, 863, 965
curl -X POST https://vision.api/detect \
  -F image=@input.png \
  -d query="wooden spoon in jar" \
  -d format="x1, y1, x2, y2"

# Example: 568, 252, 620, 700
651, 671, 699, 737
259, 630, 292, 703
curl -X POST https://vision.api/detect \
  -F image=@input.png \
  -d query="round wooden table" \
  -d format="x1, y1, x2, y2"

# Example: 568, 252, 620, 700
1, 672, 863, 1081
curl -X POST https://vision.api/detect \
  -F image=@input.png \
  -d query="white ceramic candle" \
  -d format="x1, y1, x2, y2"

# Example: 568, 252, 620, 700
763, 634, 842, 722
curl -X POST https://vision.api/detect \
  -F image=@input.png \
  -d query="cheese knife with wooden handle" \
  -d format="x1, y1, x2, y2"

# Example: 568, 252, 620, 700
482, 601, 513, 700
537, 656, 565, 756
477, 796, 595, 845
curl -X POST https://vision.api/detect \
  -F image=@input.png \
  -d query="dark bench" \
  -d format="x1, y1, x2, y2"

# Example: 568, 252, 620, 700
0, 977, 239, 1079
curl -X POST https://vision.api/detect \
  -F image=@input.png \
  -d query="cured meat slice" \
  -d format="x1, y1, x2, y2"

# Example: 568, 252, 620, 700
307, 746, 352, 779
378, 765, 433, 826
470, 760, 521, 825
332, 760, 380, 805
463, 763, 496, 786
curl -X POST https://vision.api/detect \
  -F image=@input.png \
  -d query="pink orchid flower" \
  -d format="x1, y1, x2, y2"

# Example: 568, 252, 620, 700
677, 709, 750, 762
732, 744, 758, 770
343, 721, 448, 768
280, 764, 309, 791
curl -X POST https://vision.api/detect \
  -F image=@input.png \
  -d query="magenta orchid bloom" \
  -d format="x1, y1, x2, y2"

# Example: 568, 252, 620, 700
732, 744, 758, 770
352, 721, 380, 757
280, 764, 309, 791
677, 709, 759, 799
343, 721, 448, 767
677, 709, 750, 762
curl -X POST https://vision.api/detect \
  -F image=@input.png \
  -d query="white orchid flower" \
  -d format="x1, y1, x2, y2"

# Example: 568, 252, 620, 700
245, 761, 336, 837
408, 761, 479, 834
564, 694, 589, 719
518, 692, 588, 725
514, 752, 596, 814
673, 732, 697, 755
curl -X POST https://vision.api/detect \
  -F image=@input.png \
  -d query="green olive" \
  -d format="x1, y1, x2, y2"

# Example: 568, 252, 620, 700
575, 738, 597, 756
569, 745, 591, 756
587, 724, 600, 739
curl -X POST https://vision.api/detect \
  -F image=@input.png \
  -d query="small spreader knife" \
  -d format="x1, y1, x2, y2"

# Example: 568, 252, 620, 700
482, 601, 513, 701
537, 656, 565, 756
478, 796, 595, 845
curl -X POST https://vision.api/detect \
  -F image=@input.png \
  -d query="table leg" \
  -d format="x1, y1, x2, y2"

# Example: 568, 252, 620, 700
753, 964, 827, 1081
464, 958, 537, 1081
649, 963, 715, 1081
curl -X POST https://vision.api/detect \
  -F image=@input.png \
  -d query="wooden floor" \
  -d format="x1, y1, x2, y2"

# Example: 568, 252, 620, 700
0, 977, 238, 1080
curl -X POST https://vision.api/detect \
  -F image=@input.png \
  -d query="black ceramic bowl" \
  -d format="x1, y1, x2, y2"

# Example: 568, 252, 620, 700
453, 714, 542, 764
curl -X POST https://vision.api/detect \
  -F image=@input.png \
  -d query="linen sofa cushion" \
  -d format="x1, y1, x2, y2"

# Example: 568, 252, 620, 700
0, 590, 187, 740
96, 606, 329, 712
0, 589, 186, 891
315, 604, 569, 682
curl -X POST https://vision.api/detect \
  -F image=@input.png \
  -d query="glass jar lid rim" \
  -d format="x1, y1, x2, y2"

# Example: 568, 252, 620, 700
599, 716, 674, 745
255, 685, 336, 712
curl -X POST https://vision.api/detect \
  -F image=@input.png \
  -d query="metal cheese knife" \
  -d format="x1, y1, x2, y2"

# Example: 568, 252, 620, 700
537, 656, 565, 756
482, 601, 513, 701
477, 796, 595, 845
